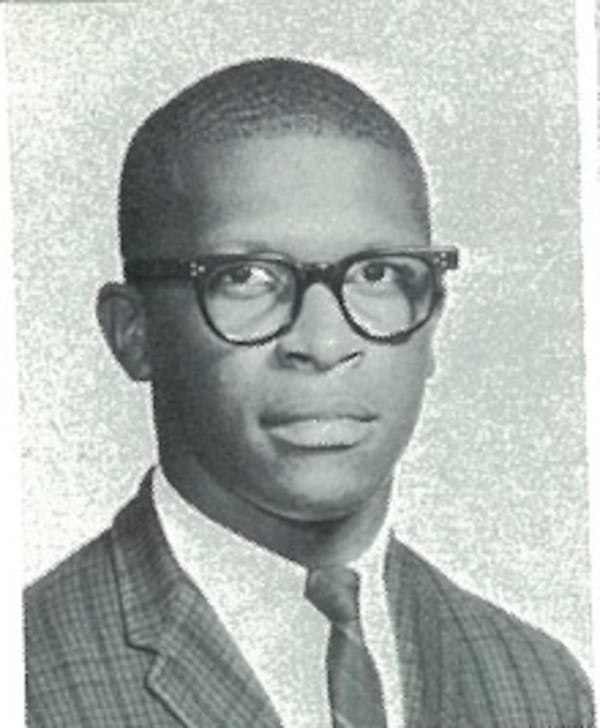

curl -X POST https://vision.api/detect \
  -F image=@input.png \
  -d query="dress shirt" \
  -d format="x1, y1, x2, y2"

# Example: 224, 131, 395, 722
153, 466, 404, 728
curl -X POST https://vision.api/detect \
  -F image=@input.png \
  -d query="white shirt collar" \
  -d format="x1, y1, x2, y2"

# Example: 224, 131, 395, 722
152, 463, 393, 583
152, 464, 400, 728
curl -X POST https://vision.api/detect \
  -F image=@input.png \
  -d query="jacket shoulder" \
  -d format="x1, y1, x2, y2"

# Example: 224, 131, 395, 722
26, 530, 113, 603
25, 526, 155, 728
396, 541, 595, 726
25, 529, 125, 670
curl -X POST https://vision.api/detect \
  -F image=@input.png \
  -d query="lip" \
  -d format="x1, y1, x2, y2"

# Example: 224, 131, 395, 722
261, 397, 378, 424
265, 417, 377, 450
261, 400, 378, 450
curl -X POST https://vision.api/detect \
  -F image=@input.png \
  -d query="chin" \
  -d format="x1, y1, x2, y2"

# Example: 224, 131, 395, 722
258, 482, 378, 524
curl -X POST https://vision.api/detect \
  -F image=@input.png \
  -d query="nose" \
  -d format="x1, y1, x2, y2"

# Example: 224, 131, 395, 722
275, 284, 364, 372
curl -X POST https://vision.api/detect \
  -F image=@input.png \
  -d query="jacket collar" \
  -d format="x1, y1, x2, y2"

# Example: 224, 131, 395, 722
110, 472, 282, 728
110, 472, 468, 728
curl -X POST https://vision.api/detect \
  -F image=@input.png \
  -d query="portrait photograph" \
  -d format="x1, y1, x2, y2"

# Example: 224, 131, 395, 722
0, 0, 597, 726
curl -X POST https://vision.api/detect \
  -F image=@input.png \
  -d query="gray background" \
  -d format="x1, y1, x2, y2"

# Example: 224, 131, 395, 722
5, 0, 592, 672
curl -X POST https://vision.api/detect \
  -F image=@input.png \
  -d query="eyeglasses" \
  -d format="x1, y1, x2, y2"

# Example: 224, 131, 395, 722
125, 247, 459, 346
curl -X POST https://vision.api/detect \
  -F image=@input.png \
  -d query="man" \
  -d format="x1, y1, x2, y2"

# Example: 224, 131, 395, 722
25, 58, 594, 727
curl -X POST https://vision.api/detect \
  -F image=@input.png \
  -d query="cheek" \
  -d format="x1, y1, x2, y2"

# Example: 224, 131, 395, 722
197, 354, 262, 428
149, 306, 268, 430
373, 339, 432, 424
379, 334, 432, 387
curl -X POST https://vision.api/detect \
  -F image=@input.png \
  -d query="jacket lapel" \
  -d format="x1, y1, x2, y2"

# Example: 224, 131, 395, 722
110, 475, 282, 728
386, 539, 468, 728
110, 475, 477, 728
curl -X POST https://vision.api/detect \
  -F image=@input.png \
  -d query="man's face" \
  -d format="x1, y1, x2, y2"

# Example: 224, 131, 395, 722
142, 133, 435, 522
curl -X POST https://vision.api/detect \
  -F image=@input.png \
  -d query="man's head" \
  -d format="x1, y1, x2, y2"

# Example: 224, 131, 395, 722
118, 57, 431, 261
98, 58, 454, 549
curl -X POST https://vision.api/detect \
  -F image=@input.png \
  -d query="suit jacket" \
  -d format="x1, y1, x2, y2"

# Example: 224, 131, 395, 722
25, 477, 595, 727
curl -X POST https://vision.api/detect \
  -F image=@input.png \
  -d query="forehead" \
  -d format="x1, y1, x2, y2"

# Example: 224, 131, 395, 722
169, 133, 427, 259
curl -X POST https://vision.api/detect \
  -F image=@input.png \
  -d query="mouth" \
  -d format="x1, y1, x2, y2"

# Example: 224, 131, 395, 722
266, 417, 376, 449
261, 405, 378, 450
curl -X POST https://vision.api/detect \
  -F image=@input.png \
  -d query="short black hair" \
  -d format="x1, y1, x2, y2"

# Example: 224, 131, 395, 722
119, 57, 431, 262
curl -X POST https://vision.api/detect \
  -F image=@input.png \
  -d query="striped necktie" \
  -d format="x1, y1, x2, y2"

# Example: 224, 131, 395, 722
305, 566, 388, 728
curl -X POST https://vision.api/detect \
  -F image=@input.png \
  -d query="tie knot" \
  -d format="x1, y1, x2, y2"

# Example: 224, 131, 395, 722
305, 566, 361, 624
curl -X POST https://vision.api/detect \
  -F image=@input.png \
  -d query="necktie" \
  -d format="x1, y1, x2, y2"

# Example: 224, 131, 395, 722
305, 566, 388, 728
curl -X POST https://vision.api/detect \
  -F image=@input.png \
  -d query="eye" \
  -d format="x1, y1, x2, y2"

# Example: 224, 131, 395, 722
222, 264, 271, 286
358, 261, 397, 284
349, 260, 415, 288
209, 262, 287, 300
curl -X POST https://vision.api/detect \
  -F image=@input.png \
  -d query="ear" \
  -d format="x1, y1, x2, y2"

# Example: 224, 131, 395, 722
96, 282, 152, 382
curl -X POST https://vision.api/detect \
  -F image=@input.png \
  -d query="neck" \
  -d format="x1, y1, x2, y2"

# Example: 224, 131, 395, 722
159, 447, 393, 568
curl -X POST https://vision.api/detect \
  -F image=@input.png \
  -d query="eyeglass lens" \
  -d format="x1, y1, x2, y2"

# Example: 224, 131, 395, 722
203, 256, 435, 343
343, 256, 432, 337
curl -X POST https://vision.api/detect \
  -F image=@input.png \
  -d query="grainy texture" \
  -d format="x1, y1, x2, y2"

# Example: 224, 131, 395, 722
6, 0, 591, 675
25, 480, 595, 727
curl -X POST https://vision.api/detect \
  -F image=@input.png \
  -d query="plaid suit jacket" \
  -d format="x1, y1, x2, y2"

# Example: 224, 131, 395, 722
25, 477, 595, 727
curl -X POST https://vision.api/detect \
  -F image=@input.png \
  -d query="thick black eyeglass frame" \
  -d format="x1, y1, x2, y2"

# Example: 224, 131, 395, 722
124, 247, 459, 346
